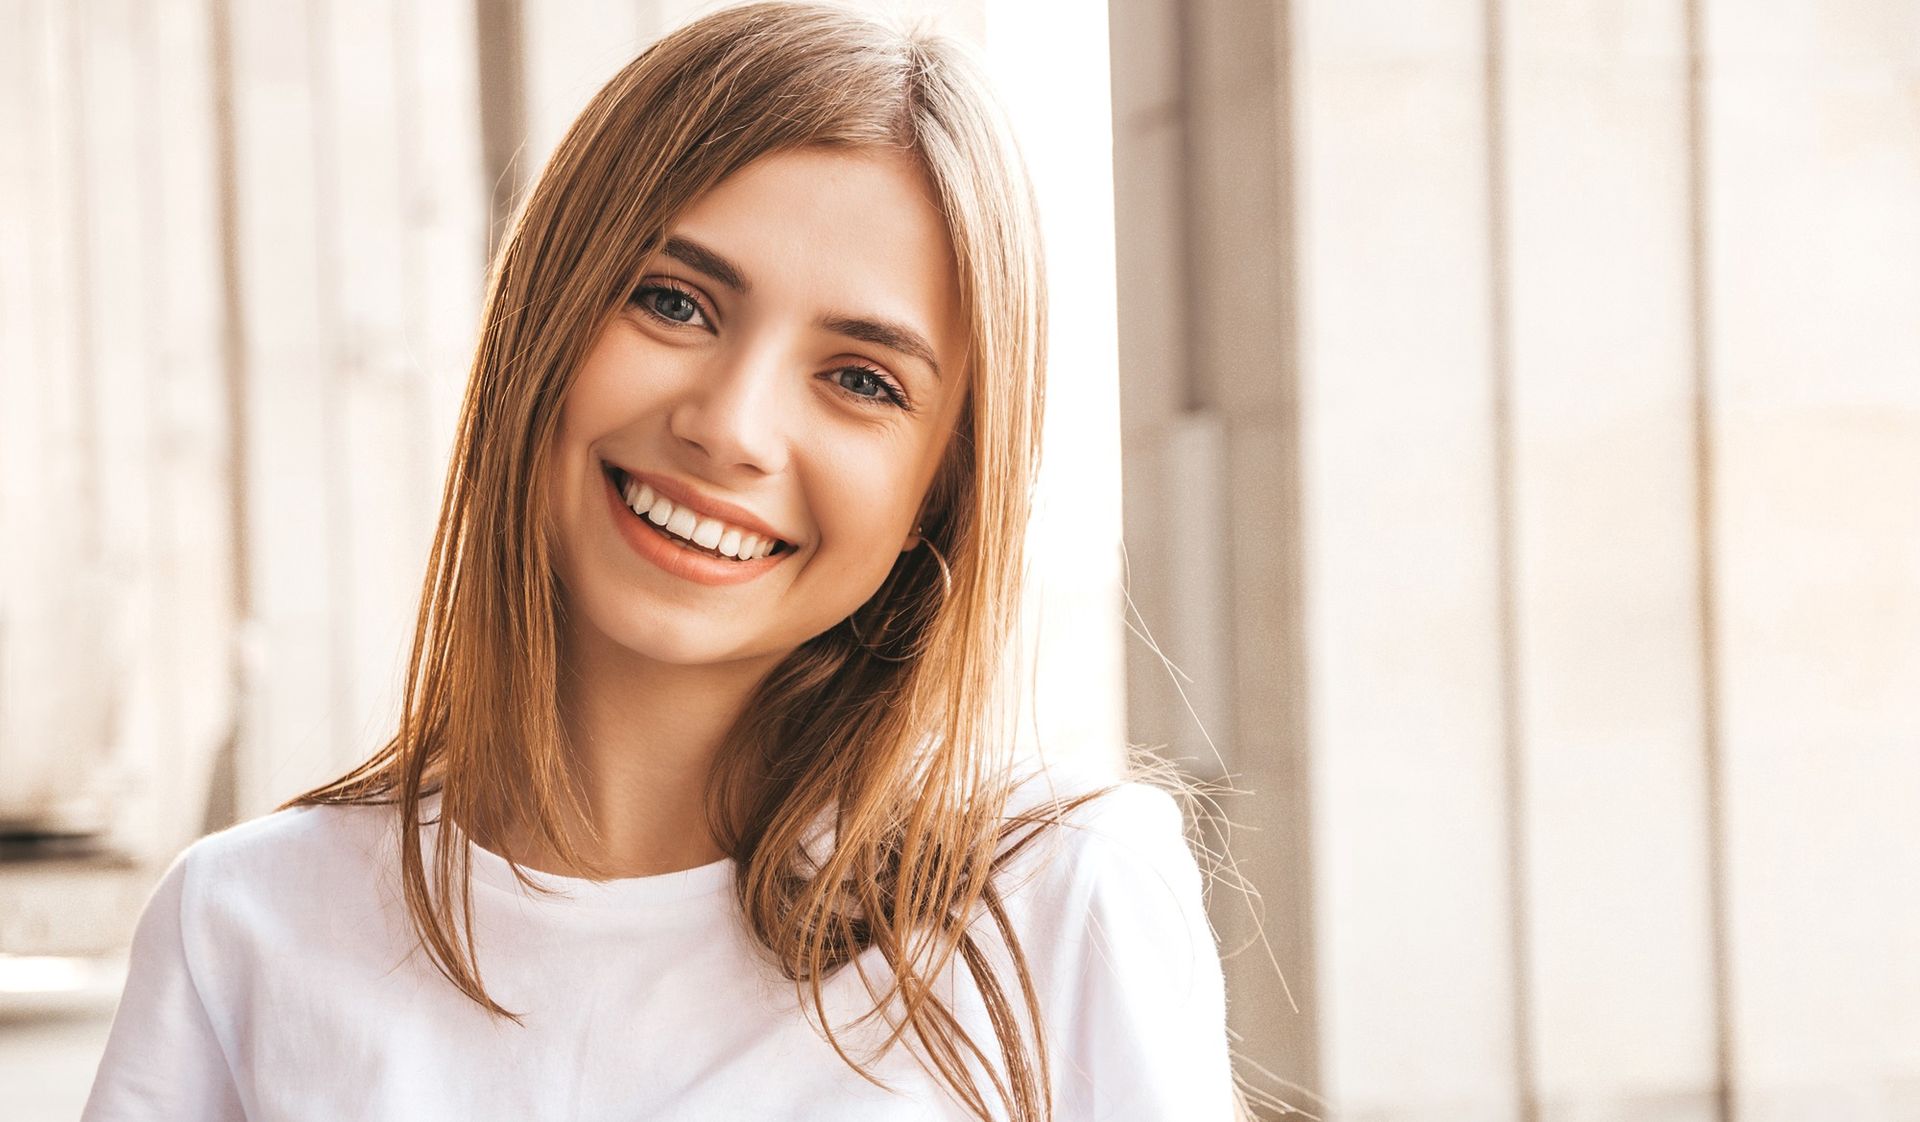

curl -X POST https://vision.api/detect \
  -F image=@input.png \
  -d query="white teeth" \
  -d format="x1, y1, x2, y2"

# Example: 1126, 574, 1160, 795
616, 471, 785, 561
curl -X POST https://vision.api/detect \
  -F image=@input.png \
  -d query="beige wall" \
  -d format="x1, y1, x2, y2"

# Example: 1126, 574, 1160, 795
1, 0, 249, 858
1111, 0, 1920, 1119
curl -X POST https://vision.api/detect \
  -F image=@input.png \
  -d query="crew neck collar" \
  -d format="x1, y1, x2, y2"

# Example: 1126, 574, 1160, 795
425, 790, 736, 909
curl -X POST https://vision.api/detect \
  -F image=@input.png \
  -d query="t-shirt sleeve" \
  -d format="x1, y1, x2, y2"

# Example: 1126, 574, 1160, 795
81, 845, 247, 1121
1058, 783, 1238, 1121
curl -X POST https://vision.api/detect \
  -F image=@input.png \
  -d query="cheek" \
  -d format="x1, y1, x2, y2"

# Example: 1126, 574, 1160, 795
812, 444, 925, 549
538, 452, 584, 588
546, 408, 590, 516
562, 366, 636, 438
564, 326, 683, 429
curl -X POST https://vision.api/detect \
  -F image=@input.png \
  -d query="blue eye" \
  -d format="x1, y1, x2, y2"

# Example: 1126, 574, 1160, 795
832, 364, 910, 410
630, 282, 707, 327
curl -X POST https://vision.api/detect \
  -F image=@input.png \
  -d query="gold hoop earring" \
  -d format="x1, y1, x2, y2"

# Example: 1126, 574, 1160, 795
847, 532, 951, 658
919, 535, 953, 600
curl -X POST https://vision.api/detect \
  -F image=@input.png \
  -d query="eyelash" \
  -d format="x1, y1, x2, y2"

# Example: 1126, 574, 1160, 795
628, 281, 914, 412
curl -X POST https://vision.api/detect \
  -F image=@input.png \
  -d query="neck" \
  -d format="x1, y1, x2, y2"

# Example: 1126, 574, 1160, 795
509, 620, 784, 878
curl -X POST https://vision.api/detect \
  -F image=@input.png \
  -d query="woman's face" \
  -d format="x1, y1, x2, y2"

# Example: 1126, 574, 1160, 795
546, 146, 969, 670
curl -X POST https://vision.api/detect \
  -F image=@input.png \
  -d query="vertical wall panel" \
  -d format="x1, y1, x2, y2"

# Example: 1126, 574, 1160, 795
1500, 2, 1721, 1118
219, 0, 489, 820
979, 0, 1129, 768
227, 0, 342, 813
1185, 0, 1302, 986
74, 0, 168, 849
1705, 2, 1920, 1116
1110, 0, 1227, 805
1107, 0, 1920, 1118
522, 0, 645, 176
147, 0, 236, 854
0, 0, 108, 830
0, 0, 231, 857
317, 0, 436, 765
398, 0, 487, 490
1293, 3, 1518, 1118
0, 0, 26, 797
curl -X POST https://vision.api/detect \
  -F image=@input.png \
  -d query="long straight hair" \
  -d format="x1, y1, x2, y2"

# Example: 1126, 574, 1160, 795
285, 3, 1128, 1119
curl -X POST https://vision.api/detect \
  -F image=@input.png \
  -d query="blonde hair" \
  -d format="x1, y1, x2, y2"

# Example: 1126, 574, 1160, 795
283, 3, 1149, 1120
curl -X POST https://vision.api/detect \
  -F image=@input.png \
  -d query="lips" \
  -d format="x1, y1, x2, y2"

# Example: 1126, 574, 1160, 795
604, 467, 788, 562
599, 462, 792, 586
600, 462, 796, 553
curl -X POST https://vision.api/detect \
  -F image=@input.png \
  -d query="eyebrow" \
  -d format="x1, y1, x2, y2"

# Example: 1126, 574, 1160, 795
662, 236, 750, 295
661, 235, 944, 383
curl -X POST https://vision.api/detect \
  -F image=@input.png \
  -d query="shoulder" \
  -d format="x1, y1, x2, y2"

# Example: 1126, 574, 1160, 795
165, 799, 400, 929
996, 757, 1194, 880
983, 760, 1205, 983
993, 762, 1236, 1116
88, 801, 409, 1120
181, 798, 393, 878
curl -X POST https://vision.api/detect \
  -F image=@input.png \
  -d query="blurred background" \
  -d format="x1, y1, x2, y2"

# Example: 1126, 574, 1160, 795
2, 0, 1916, 1119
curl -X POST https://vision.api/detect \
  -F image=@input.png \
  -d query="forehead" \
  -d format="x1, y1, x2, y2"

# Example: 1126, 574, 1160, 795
659, 147, 965, 369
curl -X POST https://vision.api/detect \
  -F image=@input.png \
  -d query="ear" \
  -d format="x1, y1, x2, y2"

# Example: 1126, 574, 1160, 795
900, 521, 923, 553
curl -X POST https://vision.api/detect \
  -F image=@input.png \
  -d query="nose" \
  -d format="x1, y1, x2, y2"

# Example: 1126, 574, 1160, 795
666, 343, 792, 475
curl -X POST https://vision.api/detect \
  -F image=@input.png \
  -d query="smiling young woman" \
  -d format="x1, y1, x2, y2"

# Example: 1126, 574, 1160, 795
81, 4, 1241, 1121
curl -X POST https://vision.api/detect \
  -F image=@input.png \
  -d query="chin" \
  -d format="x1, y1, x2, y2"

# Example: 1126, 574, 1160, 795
599, 614, 737, 666
560, 572, 840, 671
593, 605, 787, 670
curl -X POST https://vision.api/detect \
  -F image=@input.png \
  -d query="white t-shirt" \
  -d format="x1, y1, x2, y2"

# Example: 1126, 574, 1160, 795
80, 761, 1236, 1120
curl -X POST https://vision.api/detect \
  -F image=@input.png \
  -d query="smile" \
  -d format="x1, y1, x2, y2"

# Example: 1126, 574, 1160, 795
617, 472, 787, 560
600, 464, 796, 586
